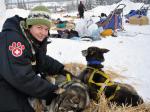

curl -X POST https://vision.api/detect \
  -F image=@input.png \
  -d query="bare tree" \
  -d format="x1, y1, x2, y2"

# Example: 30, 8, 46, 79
17, 0, 27, 9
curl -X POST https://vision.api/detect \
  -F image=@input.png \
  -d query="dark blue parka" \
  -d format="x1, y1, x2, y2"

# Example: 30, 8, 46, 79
0, 15, 64, 112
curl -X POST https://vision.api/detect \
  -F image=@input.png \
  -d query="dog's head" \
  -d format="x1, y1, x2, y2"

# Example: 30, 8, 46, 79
82, 46, 109, 63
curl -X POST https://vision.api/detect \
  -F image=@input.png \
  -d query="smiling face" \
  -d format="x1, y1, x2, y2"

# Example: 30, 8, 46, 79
29, 24, 49, 42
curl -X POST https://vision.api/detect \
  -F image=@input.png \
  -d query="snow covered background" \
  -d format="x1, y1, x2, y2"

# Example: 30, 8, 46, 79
0, 0, 150, 102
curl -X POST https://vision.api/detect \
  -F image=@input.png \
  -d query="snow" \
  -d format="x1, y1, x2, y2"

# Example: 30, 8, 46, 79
0, 0, 6, 30
0, 0, 6, 17
1, 0, 150, 102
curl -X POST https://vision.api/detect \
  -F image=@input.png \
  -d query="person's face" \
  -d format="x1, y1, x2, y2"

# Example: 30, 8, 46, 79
29, 24, 49, 42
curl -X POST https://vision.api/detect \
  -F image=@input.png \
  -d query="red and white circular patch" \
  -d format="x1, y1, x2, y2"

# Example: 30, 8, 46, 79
9, 42, 25, 57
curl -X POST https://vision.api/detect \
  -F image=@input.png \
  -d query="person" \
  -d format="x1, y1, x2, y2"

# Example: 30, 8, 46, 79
78, 1, 86, 18
0, 5, 71, 112
100, 13, 107, 19
56, 18, 67, 28
55, 18, 67, 38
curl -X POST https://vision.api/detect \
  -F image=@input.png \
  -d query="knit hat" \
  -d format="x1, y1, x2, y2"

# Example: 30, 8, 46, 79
26, 5, 51, 29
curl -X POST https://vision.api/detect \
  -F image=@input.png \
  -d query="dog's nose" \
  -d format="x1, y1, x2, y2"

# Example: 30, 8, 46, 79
82, 50, 88, 57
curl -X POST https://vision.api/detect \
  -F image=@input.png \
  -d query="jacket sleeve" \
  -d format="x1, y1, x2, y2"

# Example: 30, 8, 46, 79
44, 55, 64, 75
0, 31, 58, 99
37, 40, 64, 75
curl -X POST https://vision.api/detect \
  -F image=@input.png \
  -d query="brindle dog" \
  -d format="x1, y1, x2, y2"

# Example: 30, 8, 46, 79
33, 74, 90, 112
47, 75, 90, 112
78, 46, 143, 106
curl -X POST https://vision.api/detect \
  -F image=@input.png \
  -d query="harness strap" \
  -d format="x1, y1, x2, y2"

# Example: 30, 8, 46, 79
87, 66, 120, 100
66, 73, 71, 81
108, 85, 120, 101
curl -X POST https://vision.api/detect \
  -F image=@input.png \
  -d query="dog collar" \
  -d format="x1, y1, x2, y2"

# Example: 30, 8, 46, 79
87, 60, 101, 65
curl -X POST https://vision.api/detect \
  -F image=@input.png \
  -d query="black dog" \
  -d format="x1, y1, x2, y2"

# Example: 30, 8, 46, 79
78, 46, 143, 106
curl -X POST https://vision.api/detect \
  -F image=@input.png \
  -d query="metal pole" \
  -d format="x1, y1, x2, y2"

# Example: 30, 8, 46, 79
77, 0, 79, 10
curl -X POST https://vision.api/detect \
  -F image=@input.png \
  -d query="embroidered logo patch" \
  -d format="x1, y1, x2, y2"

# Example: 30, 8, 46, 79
9, 42, 25, 57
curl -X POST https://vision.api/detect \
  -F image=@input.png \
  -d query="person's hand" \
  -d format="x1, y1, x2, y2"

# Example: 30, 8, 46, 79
54, 87, 65, 94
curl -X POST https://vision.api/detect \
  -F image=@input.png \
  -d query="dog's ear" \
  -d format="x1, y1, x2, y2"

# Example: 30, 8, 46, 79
82, 47, 109, 57
100, 48, 109, 53
82, 50, 88, 57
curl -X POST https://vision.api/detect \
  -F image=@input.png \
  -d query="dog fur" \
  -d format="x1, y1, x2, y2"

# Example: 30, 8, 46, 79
46, 75, 90, 112
78, 46, 143, 106
32, 74, 90, 112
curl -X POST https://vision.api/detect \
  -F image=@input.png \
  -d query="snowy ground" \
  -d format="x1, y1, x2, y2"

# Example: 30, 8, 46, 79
0, 0, 150, 102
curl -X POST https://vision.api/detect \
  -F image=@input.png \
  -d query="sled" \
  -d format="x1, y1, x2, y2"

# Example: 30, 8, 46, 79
80, 36, 93, 42
125, 4, 150, 19
100, 4, 126, 31
100, 29, 113, 37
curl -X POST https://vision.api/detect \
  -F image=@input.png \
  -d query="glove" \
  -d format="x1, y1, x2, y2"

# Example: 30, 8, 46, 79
45, 84, 66, 105
46, 84, 59, 105
46, 92, 58, 105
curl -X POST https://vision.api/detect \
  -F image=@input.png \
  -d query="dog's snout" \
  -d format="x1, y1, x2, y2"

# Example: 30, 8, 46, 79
82, 50, 88, 57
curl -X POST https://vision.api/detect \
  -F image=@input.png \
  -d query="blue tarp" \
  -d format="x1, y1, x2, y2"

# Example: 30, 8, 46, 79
100, 15, 122, 30
125, 8, 149, 19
